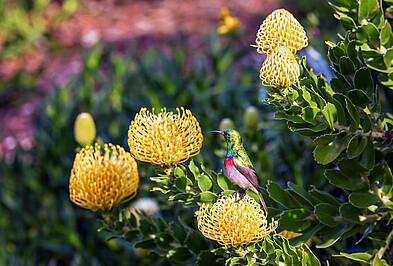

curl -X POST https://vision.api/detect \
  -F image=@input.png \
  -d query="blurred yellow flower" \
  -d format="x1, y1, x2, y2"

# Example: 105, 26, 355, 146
197, 194, 278, 247
128, 107, 203, 166
259, 46, 300, 89
255, 8, 308, 55
69, 143, 139, 212
74, 112, 96, 146
278, 230, 302, 240
217, 7, 240, 35
278, 230, 312, 247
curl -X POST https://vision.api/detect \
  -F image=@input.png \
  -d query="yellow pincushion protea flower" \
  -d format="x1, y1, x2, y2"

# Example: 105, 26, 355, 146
260, 46, 300, 89
69, 143, 139, 212
217, 7, 240, 35
128, 107, 203, 167
255, 8, 308, 55
197, 194, 278, 247
74, 112, 96, 146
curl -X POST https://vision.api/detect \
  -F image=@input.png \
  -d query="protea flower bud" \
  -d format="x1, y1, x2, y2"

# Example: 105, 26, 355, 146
74, 112, 96, 146
244, 106, 259, 129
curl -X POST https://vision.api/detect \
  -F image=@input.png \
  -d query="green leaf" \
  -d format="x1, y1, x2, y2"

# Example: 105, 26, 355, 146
339, 15, 357, 30
346, 99, 360, 132
333, 46, 345, 59
358, 0, 380, 22
339, 57, 356, 75
291, 123, 331, 138
310, 188, 342, 208
198, 174, 212, 192
174, 175, 193, 193
313, 134, 351, 164
217, 173, 235, 191
317, 224, 354, 248
380, 21, 393, 46
340, 203, 362, 223
334, 0, 359, 9
337, 158, 368, 178
197, 250, 221, 266
167, 247, 193, 263
155, 232, 174, 251
334, 252, 374, 263
314, 203, 339, 227
349, 192, 380, 208
348, 89, 372, 108
279, 209, 311, 231
347, 41, 359, 63
169, 220, 187, 244
174, 166, 186, 178
360, 111, 372, 133
189, 160, 200, 179
139, 218, 158, 237
275, 111, 307, 124
267, 181, 292, 209
330, 96, 347, 125
325, 169, 365, 190
185, 229, 209, 255
384, 48, 393, 69
301, 244, 321, 266
322, 103, 338, 129
134, 238, 156, 249
368, 163, 385, 185
198, 191, 218, 205
313, 133, 339, 145
347, 135, 368, 158
124, 229, 139, 243
331, 78, 351, 94
287, 181, 315, 207
360, 137, 375, 169
302, 107, 320, 125
354, 67, 374, 98
290, 222, 324, 247
382, 161, 393, 197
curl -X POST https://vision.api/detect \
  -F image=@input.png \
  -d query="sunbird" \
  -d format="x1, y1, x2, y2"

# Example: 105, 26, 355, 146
209, 129, 268, 214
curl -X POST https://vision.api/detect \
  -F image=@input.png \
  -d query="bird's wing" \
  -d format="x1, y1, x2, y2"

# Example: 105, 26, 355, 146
233, 162, 261, 193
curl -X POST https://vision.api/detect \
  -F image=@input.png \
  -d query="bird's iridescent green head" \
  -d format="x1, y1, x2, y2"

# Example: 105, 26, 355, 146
208, 129, 242, 146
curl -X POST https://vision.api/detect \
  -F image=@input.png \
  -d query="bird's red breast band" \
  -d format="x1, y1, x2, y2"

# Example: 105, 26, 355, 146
224, 156, 235, 166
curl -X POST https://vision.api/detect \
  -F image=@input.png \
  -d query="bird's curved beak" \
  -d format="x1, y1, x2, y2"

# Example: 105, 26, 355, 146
208, 130, 224, 135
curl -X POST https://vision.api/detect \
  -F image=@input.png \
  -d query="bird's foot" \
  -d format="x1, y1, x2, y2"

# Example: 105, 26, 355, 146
235, 188, 249, 203
231, 188, 241, 198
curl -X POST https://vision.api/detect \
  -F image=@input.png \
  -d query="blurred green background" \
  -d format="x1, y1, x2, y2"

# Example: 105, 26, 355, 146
0, 0, 343, 264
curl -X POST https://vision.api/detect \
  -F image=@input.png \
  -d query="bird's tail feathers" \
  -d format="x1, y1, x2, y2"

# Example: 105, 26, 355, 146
258, 191, 268, 214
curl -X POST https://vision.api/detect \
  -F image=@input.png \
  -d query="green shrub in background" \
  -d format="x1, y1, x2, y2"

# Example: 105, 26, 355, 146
1, 0, 392, 265
0, 0, 79, 59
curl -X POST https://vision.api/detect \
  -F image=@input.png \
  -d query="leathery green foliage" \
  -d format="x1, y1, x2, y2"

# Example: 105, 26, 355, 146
98, 1, 393, 265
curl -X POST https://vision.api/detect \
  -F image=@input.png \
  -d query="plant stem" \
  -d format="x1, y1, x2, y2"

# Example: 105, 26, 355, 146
334, 212, 388, 223
332, 122, 385, 139
378, 228, 393, 259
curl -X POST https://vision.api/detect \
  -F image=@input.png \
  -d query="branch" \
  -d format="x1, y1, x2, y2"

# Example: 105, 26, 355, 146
378, 228, 393, 259
332, 123, 385, 139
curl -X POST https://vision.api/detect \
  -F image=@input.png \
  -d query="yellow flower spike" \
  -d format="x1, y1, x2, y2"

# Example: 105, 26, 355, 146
255, 8, 308, 55
197, 194, 278, 247
217, 7, 240, 35
218, 7, 230, 21
69, 143, 139, 212
128, 107, 203, 167
259, 46, 300, 89
74, 112, 96, 146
